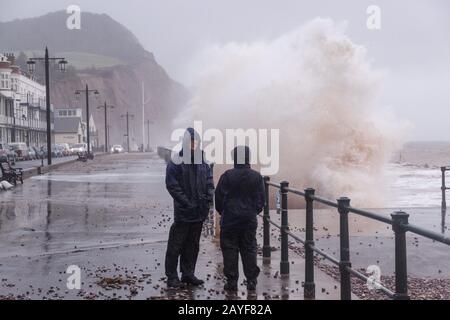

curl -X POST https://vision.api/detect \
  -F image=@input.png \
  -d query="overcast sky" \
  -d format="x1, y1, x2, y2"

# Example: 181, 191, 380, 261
1, 0, 449, 140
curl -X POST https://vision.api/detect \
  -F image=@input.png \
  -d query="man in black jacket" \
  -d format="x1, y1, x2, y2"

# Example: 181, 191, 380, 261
215, 146, 265, 292
165, 128, 214, 288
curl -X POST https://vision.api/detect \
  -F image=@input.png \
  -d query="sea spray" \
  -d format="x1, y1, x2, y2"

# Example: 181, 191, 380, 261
176, 19, 408, 207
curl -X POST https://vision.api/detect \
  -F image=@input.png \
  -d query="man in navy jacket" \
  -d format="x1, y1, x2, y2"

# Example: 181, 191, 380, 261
165, 128, 214, 288
215, 146, 265, 292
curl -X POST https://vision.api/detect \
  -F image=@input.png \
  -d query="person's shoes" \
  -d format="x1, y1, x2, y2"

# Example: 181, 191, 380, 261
224, 282, 238, 292
247, 279, 257, 291
167, 278, 184, 288
181, 275, 204, 286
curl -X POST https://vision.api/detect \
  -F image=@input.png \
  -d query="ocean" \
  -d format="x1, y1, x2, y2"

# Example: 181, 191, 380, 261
389, 141, 450, 209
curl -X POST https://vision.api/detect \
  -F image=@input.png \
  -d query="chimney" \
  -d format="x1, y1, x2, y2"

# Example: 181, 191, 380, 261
4, 53, 15, 64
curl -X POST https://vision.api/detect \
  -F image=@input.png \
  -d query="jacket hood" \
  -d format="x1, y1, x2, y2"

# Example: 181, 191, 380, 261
186, 127, 201, 141
181, 128, 203, 164
233, 146, 251, 168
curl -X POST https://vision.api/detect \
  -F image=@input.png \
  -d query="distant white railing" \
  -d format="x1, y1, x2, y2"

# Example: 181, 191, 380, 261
0, 115, 50, 130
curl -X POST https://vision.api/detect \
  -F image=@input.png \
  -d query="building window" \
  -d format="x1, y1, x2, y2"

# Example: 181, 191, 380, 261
1, 73, 10, 89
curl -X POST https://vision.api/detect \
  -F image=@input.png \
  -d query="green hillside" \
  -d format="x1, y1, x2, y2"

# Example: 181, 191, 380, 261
13, 50, 126, 69
0, 11, 148, 63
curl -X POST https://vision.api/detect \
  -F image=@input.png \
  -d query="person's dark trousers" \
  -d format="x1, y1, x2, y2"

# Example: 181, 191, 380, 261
165, 221, 203, 280
220, 228, 260, 285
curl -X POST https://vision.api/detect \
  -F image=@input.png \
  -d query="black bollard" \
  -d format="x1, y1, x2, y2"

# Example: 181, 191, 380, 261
304, 188, 316, 299
391, 211, 410, 300
442, 167, 447, 212
280, 181, 290, 276
338, 197, 352, 300
263, 176, 271, 263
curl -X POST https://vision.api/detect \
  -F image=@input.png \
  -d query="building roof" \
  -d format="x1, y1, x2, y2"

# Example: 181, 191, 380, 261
54, 117, 81, 134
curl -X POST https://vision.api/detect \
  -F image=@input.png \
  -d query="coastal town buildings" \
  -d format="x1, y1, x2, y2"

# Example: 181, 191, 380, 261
54, 107, 98, 148
0, 53, 53, 147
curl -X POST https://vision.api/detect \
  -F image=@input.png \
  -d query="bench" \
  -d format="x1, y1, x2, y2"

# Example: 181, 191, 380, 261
0, 160, 23, 185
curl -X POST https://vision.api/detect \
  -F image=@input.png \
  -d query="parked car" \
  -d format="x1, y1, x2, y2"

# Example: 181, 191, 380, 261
58, 144, 67, 156
58, 143, 71, 156
51, 144, 63, 158
33, 146, 45, 160
8, 143, 30, 161
111, 145, 124, 154
70, 143, 87, 154
41, 146, 49, 159
28, 147, 37, 160
0, 143, 17, 164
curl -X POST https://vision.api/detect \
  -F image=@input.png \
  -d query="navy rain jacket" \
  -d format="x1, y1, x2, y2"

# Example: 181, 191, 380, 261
165, 128, 214, 223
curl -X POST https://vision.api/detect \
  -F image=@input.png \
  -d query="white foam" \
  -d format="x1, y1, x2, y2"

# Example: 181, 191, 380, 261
387, 163, 442, 208
177, 18, 409, 207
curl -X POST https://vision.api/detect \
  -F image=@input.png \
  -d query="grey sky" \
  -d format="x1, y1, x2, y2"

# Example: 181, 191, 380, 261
1, 0, 449, 140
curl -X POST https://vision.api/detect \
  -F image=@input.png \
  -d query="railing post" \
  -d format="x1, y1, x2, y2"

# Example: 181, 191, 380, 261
280, 181, 290, 276
337, 197, 352, 300
391, 211, 410, 300
263, 176, 271, 263
304, 188, 316, 299
442, 167, 447, 212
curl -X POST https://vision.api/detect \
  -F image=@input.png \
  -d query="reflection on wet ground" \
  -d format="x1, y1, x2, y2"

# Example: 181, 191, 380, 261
0, 153, 341, 300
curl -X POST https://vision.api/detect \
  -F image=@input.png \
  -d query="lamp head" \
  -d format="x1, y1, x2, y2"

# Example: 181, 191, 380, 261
27, 60, 36, 74
58, 59, 68, 72
75, 91, 81, 102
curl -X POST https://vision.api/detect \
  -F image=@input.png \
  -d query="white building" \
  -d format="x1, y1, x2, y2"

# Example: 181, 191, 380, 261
54, 107, 98, 148
0, 53, 53, 147
56, 107, 83, 118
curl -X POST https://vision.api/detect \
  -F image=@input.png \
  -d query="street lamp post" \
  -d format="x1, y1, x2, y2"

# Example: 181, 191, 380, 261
75, 85, 99, 159
121, 111, 134, 153
106, 125, 111, 152
145, 119, 154, 152
97, 101, 114, 153
146, 119, 150, 152
27, 47, 67, 165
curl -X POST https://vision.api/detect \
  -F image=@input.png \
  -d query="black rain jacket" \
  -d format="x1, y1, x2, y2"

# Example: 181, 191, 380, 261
215, 163, 265, 231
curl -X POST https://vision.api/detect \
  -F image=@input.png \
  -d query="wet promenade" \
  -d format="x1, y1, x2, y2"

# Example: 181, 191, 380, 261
0, 153, 341, 300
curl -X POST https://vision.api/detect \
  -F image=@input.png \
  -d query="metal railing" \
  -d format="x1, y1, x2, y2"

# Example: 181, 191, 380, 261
0, 115, 49, 130
260, 177, 450, 300
441, 167, 450, 211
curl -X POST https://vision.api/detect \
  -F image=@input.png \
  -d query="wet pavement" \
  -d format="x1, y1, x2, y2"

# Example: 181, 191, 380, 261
0, 153, 342, 300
